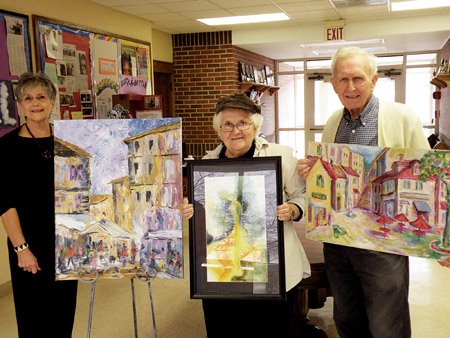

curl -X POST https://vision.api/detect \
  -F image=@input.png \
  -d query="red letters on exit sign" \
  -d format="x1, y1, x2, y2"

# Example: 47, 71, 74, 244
327, 27, 344, 41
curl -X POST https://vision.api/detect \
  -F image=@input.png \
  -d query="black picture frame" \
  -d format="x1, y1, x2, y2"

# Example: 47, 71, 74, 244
187, 157, 285, 300
143, 94, 162, 109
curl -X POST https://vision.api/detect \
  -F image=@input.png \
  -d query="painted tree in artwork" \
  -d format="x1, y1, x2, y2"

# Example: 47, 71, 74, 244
418, 150, 450, 249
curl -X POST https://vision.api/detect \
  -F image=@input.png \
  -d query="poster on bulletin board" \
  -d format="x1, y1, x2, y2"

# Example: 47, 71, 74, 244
33, 15, 152, 120
0, 10, 32, 137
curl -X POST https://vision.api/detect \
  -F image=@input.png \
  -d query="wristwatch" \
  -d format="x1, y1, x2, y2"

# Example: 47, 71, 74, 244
288, 206, 295, 221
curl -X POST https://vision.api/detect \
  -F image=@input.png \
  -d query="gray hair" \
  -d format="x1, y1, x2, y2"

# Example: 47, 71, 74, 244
213, 110, 264, 137
331, 46, 378, 78
15, 72, 57, 102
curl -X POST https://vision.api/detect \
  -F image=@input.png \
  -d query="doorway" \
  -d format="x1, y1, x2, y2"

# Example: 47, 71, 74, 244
153, 60, 174, 117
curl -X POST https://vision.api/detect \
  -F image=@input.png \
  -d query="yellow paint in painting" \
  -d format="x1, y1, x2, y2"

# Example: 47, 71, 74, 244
147, 156, 162, 184
306, 160, 332, 230
206, 199, 261, 282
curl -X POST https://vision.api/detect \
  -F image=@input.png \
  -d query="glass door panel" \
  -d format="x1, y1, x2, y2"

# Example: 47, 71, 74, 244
278, 130, 305, 159
278, 74, 304, 128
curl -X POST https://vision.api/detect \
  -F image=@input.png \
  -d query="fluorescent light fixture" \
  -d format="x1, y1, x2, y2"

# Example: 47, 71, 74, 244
301, 38, 384, 49
391, 0, 450, 11
197, 13, 290, 26
312, 46, 386, 56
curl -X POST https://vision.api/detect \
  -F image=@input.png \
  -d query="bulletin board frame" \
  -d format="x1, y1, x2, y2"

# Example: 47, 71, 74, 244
32, 15, 152, 120
0, 10, 33, 137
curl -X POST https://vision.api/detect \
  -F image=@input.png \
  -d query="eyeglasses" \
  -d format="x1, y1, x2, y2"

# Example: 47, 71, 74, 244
220, 121, 252, 132
21, 94, 50, 104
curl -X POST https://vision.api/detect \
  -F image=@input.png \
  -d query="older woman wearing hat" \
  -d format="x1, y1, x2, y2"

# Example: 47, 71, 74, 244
181, 93, 311, 337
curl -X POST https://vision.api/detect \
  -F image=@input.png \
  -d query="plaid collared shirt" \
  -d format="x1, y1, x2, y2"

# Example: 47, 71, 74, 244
334, 95, 379, 146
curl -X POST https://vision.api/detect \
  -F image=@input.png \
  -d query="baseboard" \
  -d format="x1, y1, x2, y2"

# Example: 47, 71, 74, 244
0, 281, 12, 298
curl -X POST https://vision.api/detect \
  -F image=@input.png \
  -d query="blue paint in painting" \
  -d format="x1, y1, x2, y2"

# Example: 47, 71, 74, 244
55, 118, 180, 194
344, 144, 385, 169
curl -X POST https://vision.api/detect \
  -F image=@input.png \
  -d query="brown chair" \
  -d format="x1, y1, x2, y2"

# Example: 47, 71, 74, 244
291, 220, 331, 337
428, 133, 450, 150
434, 141, 450, 150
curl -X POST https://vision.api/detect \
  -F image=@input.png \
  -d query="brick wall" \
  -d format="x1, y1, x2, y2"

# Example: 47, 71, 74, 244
234, 46, 277, 142
172, 31, 276, 158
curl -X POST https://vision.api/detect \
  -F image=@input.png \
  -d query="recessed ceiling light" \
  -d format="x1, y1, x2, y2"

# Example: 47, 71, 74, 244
301, 38, 384, 49
331, 0, 388, 8
311, 46, 386, 56
197, 13, 290, 26
391, 0, 450, 11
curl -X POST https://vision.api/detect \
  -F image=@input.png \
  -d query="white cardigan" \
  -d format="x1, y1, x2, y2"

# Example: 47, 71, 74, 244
322, 98, 430, 149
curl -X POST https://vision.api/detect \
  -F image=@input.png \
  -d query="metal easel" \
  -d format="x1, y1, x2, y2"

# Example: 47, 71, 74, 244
78, 267, 158, 338
78, 269, 99, 338
134, 267, 158, 338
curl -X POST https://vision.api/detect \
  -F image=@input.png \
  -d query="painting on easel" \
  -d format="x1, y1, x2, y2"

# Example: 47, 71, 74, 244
306, 142, 450, 259
54, 118, 183, 280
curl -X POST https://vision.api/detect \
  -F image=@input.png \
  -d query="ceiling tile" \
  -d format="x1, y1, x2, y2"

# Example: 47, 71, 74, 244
227, 5, 287, 16
91, 0, 450, 59
208, 0, 270, 8
143, 12, 190, 22
91, 0, 148, 6
113, 4, 170, 15
157, 0, 221, 12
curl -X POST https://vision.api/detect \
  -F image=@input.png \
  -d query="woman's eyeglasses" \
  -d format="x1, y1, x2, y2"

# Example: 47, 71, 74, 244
21, 94, 50, 104
220, 121, 252, 132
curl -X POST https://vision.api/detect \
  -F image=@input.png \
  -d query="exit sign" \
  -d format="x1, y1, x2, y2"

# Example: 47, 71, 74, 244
325, 21, 345, 41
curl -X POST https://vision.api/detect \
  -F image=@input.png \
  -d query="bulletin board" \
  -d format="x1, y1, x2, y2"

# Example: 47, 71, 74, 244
33, 15, 152, 120
0, 10, 32, 137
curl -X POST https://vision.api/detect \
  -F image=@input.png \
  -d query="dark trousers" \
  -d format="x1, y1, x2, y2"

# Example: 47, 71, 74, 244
11, 268, 78, 338
324, 243, 411, 338
202, 288, 297, 338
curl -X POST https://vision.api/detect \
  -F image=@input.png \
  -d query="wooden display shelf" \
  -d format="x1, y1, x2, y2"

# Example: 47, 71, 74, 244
238, 82, 280, 96
430, 73, 450, 89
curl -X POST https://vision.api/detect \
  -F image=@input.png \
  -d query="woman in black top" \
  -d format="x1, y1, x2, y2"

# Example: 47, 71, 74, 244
0, 72, 77, 337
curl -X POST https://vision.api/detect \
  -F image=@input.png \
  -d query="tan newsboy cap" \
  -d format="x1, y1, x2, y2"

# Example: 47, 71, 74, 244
215, 93, 261, 115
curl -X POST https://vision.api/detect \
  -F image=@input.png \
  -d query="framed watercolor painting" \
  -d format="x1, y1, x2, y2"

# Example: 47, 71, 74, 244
187, 157, 286, 300
54, 118, 184, 280
305, 142, 450, 260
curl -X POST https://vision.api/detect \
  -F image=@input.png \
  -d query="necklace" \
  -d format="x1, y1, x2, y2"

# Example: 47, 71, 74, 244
24, 123, 53, 159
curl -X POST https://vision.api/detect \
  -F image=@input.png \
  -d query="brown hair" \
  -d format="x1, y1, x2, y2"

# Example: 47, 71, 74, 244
15, 72, 57, 102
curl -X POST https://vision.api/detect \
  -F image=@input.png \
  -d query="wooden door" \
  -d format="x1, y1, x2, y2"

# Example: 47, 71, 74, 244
153, 60, 174, 117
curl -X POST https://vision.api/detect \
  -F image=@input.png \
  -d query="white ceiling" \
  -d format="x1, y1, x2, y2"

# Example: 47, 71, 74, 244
89, 0, 450, 59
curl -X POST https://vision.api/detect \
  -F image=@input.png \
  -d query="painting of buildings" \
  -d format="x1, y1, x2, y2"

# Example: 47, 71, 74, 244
54, 118, 183, 280
306, 142, 450, 259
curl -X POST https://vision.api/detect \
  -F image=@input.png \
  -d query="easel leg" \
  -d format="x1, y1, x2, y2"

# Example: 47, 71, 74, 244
131, 279, 139, 338
86, 281, 96, 338
78, 269, 99, 338
148, 280, 158, 338
136, 268, 158, 338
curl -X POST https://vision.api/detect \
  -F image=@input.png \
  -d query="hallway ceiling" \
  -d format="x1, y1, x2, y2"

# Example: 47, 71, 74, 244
90, 0, 450, 59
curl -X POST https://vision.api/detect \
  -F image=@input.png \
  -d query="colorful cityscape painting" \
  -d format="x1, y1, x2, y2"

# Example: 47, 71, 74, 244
54, 118, 183, 280
306, 142, 450, 259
